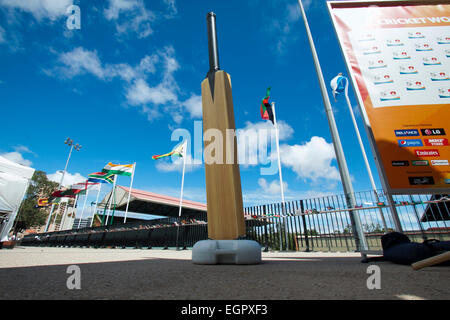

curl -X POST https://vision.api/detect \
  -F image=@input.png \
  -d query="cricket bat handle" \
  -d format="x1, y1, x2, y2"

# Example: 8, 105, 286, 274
411, 251, 450, 270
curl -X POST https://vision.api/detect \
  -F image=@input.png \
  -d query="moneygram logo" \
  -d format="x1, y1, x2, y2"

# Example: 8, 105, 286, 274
431, 160, 449, 166
424, 138, 449, 146
415, 149, 440, 157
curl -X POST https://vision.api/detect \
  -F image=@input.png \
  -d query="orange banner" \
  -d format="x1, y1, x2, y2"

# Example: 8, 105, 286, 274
329, 1, 450, 193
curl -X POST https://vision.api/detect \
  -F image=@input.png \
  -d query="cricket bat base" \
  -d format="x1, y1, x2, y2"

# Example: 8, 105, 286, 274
192, 239, 261, 265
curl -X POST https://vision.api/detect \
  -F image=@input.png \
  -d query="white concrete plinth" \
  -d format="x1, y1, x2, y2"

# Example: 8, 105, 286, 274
192, 239, 262, 265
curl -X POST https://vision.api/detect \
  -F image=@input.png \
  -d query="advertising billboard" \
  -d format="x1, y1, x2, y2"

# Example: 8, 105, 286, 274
328, 1, 450, 194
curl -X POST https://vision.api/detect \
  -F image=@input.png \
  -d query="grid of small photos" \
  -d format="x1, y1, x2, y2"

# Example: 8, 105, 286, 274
349, 26, 450, 108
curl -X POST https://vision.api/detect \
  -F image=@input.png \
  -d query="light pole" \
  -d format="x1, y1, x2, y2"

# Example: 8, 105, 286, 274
44, 138, 82, 232
59, 138, 82, 188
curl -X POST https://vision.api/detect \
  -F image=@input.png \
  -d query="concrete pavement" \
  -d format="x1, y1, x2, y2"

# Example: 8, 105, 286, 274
0, 247, 448, 300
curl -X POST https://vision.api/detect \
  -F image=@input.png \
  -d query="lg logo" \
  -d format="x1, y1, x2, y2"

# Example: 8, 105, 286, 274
66, 4, 81, 30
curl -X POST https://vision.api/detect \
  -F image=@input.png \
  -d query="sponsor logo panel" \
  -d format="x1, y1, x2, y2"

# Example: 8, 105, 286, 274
415, 149, 440, 157
398, 139, 423, 147
424, 138, 449, 146
431, 160, 449, 166
420, 128, 446, 136
408, 176, 435, 185
395, 129, 419, 137
412, 160, 429, 166
391, 160, 409, 166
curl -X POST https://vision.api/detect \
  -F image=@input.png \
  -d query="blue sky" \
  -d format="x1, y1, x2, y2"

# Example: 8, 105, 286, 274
0, 0, 384, 218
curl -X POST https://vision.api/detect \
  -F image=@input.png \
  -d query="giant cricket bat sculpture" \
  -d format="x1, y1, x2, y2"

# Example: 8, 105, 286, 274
201, 12, 246, 240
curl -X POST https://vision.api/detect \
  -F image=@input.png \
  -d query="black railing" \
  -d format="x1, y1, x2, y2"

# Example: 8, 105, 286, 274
21, 190, 450, 252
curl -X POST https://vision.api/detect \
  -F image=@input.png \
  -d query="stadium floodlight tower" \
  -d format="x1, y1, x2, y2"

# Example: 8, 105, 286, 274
60, 138, 82, 188
44, 137, 82, 232
191, 12, 261, 265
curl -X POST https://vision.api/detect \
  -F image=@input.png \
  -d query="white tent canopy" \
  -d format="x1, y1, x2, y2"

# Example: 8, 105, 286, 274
0, 156, 35, 241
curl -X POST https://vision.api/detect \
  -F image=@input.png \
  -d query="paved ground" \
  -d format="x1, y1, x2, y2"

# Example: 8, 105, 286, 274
0, 246, 448, 300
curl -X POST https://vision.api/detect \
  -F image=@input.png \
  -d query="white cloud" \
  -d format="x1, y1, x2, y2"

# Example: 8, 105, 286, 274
126, 78, 177, 106
163, 0, 177, 18
0, 25, 5, 43
286, 3, 300, 22
240, 120, 294, 141
155, 154, 202, 173
0, 151, 32, 167
237, 120, 294, 166
0, 0, 73, 21
57, 47, 105, 79
13, 145, 34, 154
104, 0, 139, 20
48, 45, 200, 123
0, 145, 35, 167
47, 171, 86, 187
51, 47, 160, 82
278, 136, 340, 183
258, 177, 288, 195
182, 94, 202, 119
262, 1, 304, 54
104, 0, 155, 38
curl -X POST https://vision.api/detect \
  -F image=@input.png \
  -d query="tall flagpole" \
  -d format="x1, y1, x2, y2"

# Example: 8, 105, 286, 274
176, 143, 187, 250
59, 196, 76, 231
297, 0, 368, 251
51, 202, 60, 231
272, 102, 288, 250
58, 202, 68, 231
44, 204, 56, 232
342, 77, 388, 232
105, 175, 117, 226
178, 145, 187, 218
124, 162, 136, 224
91, 183, 102, 227
78, 189, 89, 229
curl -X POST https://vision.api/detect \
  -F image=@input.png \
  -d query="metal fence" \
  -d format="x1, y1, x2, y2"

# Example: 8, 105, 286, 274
244, 190, 450, 252
21, 190, 449, 252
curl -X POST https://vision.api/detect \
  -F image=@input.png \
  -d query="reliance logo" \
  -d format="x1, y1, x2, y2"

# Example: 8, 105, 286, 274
415, 149, 440, 157
395, 129, 419, 136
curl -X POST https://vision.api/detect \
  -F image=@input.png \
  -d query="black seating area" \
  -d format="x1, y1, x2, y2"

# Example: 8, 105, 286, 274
21, 217, 210, 249
19, 210, 270, 249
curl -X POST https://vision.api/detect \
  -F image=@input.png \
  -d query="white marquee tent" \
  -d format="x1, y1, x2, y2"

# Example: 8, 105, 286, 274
0, 156, 35, 241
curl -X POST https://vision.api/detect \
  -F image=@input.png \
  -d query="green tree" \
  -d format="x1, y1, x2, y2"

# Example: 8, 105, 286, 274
14, 171, 58, 231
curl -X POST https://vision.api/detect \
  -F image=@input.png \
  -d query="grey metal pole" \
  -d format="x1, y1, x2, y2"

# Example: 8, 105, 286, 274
44, 204, 56, 232
342, 77, 388, 233
297, 0, 367, 251
45, 142, 75, 232
59, 144, 74, 189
